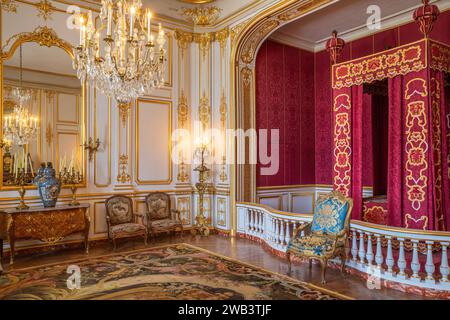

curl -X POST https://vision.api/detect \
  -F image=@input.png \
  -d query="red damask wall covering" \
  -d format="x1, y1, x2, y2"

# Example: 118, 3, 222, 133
256, 9, 450, 188
256, 40, 315, 187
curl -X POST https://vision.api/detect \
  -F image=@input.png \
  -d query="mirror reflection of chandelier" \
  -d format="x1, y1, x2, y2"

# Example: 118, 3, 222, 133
3, 44, 38, 147
73, 0, 167, 105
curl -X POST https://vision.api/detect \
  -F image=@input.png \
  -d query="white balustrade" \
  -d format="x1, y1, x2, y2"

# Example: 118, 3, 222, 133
236, 202, 450, 293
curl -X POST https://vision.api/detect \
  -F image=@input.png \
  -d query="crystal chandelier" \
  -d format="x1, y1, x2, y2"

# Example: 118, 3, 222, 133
3, 44, 38, 147
73, 0, 167, 105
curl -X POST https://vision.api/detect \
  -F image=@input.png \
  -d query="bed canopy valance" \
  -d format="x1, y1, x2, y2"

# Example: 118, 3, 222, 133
328, 0, 450, 231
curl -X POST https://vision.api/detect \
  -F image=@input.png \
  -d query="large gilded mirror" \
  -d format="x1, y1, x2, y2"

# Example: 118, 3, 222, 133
0, 27, 86, 189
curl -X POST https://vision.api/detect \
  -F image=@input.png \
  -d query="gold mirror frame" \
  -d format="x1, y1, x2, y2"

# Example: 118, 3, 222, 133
0, 26, 87, 190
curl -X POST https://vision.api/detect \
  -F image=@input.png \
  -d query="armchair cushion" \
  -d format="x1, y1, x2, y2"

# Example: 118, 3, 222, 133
149, 219, 182, 232
287, 234, 336, 257
310, 196, 349, 235
110, 223, 146, 235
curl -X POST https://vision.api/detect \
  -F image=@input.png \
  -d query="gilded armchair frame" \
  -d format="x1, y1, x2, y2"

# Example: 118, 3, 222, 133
145, 192, 183, 240
105, 195, 147, 249
286, 191, 353, 284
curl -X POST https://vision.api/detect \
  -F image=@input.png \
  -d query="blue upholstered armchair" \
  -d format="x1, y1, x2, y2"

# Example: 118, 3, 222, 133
286, 191, 353, 284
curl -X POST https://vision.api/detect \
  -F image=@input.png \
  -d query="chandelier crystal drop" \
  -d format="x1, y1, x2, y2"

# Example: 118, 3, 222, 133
73, 0, 167, 104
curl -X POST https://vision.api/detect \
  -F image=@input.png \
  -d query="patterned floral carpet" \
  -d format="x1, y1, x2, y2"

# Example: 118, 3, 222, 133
0, 243, 350, 300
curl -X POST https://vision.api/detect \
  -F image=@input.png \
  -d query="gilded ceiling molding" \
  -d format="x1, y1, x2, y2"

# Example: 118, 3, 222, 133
180, 5, 222, 26
1, 0, 17, 12
277, 0, 332, 21
194, 32, 213, 60
1, 26, 73, 60
174, 30, 193, 57
36, 0, 55, 21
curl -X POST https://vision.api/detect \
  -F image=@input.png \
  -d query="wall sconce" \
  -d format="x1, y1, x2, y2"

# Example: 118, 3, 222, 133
82, 137, 100, 161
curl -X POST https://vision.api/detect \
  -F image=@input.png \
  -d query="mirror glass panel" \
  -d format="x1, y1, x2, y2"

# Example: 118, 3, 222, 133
2, 42, 84, 187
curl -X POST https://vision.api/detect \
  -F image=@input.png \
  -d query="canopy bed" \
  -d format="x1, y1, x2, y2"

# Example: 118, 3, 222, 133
328, 0, 450, 231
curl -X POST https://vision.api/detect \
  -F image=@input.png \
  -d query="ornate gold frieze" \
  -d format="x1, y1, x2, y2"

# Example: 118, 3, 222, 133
194, 32, 213, 60
277, 0, 331, 21
241, 67, 253, 88
198, 91, 210, 130
36, 0, 55, 20
117, 154, 131, 183
1, 0, 17, 12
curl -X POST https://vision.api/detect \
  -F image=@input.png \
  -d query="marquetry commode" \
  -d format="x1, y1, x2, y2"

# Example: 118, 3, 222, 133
0, 204, 90, 267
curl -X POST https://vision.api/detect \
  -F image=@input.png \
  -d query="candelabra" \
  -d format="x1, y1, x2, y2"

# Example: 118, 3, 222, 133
191, 144, 210, 237
13, 168, 29, 210
59, 167, 83, 206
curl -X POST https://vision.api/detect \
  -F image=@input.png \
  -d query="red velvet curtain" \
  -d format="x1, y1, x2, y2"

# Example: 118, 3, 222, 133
387, 76, 404, 227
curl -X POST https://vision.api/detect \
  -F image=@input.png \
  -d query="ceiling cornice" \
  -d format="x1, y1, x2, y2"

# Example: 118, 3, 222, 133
270, 0, 450, 53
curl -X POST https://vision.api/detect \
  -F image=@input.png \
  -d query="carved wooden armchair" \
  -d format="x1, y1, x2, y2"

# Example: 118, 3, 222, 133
145, 192, 183, 239
286, 191, 353, 284
105, 195, 147, 249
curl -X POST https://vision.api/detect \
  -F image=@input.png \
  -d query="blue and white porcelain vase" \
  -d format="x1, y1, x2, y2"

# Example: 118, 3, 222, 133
35, 162, 61, 207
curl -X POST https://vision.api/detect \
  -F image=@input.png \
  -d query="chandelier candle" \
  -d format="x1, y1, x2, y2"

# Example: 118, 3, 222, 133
73, 0, 166, 105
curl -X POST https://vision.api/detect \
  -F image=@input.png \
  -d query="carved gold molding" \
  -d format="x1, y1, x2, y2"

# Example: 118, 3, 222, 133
215, 28, 229, 50
180, 6, 222, 26
118, 102, 131, 127
1, 26, 73, 60
230, 21, 247, 43
36, 0, 55, 20
174, 30, 193, 57
198, 91, 210, 130
219, 89, 227, 182
117, 154, 131, 184
194, 32, 213, 60
1, 0, 17, 12
177, 89, 188, 128
240, 19, 279, 64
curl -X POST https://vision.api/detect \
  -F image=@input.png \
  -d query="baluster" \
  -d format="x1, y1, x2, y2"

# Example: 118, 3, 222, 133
440, 242, 449, 282
375, 234, 383, 269
397, 238, 406, 279
280, 220, 286, 246
275, 219, 281, 244
256, 211, 261, 233
366, 232, 374, 266
247, 209, 252, 233
272, 217, 277, 242
411, 240, 421, 279
285, 221, 291, 245
358, 231, 366, 264
259, 212, 264, 234
351, 229, 358, 262
425, 241, 435, 282
386, 236, 394, 275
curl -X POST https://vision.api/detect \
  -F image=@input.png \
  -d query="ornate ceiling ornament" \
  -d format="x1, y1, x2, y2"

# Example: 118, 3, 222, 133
36, 0, 55, 21
178, 0, 214, 3
180, 6, 222, 26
